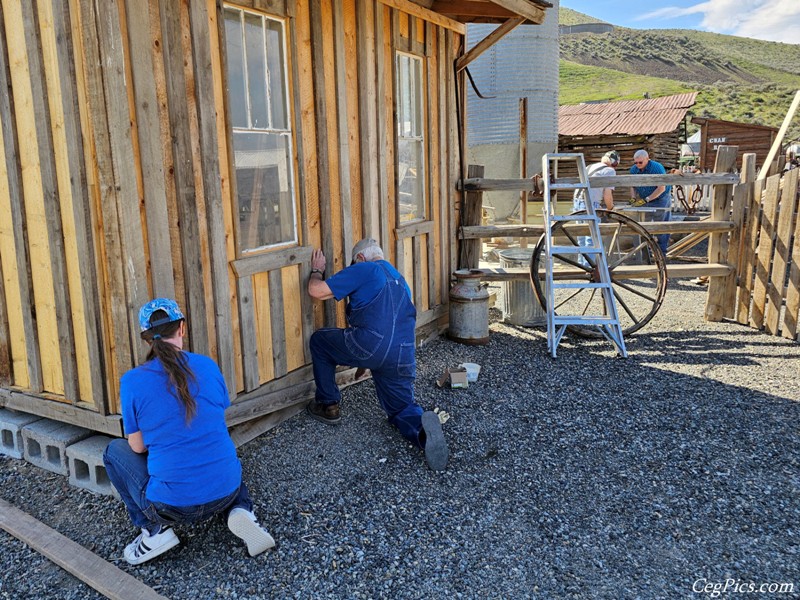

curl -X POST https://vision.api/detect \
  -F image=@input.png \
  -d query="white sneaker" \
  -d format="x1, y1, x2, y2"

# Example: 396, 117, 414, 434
123, 527, 180, 565
227, 508, 276, 556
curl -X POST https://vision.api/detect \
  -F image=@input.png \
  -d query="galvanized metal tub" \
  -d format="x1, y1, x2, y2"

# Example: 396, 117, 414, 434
448, 269, 489, 345
498, 248, 544, 327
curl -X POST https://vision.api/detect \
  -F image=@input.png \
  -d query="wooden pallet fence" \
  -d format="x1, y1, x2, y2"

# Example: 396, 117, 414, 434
733, 167, 800, 339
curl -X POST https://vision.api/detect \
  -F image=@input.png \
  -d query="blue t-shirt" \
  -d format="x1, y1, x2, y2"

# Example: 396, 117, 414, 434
630, 159, 671, 201
120, 352, 241, 506
326, 260, 411, 309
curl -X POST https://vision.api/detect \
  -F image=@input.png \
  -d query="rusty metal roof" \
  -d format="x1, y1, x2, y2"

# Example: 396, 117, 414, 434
559, 92, 698, 136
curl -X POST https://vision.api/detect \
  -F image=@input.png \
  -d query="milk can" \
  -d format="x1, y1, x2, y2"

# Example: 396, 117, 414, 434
448, 269, 489, 345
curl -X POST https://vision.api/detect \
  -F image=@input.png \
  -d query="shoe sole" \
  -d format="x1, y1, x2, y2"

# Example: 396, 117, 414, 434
306, 403, 341, 425
228, 511, 276, 557
124, 532, 180, 565
422, 411, 449, 471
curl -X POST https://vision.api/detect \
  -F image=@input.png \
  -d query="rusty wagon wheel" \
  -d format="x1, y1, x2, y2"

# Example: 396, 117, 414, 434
529, 209, 668, 338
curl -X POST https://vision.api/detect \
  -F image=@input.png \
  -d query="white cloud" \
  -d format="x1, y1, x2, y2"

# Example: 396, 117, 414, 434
638, 1, 800, 44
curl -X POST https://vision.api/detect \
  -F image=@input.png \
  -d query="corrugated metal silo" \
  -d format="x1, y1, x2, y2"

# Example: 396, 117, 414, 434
465, 1, 560, 222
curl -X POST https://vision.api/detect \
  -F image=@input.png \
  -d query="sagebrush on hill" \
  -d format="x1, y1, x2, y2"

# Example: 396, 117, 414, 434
559, 7, 800, 141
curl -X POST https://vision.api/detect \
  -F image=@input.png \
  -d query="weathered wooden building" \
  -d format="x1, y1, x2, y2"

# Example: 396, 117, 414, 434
558, 93, 697, 202
691, 117, 779, 172
0, 0, 551, 442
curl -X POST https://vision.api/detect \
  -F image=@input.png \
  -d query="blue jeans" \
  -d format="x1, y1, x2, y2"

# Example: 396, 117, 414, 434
642, 195, 672, 255
103, 439, 252, 533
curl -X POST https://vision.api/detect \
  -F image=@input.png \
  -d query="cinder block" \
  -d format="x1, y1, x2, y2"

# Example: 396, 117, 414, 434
22, 418, 92, 475
66, 435, 119, 498
0, 408, 42, 459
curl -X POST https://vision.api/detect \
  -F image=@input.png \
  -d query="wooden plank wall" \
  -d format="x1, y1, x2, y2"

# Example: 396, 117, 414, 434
0, 0, 460, 430
731, 167, 800, 339
698, 121, 777, 173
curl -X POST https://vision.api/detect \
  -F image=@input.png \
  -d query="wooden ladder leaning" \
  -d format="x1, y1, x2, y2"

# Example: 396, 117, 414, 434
541, 153, 628, 358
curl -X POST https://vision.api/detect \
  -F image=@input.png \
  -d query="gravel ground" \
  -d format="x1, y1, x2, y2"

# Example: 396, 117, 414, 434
1, 276, 799, 600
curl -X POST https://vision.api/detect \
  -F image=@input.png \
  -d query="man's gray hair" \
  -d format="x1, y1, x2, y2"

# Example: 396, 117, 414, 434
351, 238, 384, 263
360, 244, 384, 261
633, 149, 649, 160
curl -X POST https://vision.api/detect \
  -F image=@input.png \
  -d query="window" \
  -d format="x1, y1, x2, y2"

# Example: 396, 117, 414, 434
395, 53, 425, 223
224, 6, 296, 253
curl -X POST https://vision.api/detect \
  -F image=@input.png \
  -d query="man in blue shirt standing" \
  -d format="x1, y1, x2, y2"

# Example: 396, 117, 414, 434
630, 149, 672, 254
305, 238, 448, 471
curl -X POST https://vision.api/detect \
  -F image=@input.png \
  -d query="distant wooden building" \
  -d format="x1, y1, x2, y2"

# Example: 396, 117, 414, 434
556, 93, 697, 202
0, 0, 551, 442
691, 117, 779, 172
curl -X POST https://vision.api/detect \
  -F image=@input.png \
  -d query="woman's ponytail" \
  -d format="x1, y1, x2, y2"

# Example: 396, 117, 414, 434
141, 313, 197, 424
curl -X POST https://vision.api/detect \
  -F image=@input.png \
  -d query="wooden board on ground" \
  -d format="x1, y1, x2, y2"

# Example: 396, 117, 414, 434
0, 498, 167, 600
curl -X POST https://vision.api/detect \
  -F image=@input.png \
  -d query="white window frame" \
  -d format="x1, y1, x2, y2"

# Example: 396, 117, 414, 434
224, 5, 298, 254
395, 51, 427, 224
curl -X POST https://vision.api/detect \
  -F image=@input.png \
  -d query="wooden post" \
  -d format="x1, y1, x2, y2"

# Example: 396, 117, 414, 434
750, 174, 782, 329
765, 167, 799, 334
458, 164, 484, 269
734, 154, 757, 324
783, 169, 800, 340
704, 145, 738, 321
758, 90, 800, 180
519, 98, 528, 248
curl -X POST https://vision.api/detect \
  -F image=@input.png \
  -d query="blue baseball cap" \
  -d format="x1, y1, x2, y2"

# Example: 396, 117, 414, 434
138, 298, 185, 331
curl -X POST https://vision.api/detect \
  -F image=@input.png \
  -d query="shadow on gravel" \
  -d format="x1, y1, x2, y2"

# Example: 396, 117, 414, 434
2, 310, 798, 600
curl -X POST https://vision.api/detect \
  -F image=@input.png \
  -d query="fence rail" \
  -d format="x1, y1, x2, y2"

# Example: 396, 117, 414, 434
458, 150, 800, 341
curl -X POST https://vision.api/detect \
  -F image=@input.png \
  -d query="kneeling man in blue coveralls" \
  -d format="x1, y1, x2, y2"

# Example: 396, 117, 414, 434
306, 238, 449, 471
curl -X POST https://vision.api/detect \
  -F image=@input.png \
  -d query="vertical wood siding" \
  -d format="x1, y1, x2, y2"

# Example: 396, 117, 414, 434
0, 0, 460, 429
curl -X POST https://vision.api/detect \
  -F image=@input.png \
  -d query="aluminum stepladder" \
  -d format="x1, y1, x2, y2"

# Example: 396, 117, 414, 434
541, 153, 627, 358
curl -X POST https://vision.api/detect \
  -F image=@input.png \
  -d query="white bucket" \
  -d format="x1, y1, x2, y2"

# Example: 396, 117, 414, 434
459, 362, 481, 383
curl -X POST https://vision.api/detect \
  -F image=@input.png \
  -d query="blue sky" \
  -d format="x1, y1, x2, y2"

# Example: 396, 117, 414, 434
561, 1, 800, 44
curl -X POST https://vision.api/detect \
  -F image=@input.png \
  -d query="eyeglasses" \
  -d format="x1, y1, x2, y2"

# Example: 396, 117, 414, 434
634, 160, 645, 165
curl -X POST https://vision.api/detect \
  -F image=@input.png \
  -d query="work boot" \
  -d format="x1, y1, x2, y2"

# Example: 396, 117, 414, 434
306, 400, 341, 424
421, 411, 449, 471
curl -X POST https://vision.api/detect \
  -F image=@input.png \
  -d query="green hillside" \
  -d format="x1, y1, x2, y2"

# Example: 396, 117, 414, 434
560, 61, 692, 105
558, 10, 800, 142
559, 7, 606, 26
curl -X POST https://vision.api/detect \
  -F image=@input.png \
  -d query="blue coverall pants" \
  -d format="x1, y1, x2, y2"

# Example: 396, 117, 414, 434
310, 263, 424, 447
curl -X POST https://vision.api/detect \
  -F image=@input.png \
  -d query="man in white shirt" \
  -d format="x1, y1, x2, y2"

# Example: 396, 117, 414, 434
573, 150, 619, 213
572, 151, 619, 262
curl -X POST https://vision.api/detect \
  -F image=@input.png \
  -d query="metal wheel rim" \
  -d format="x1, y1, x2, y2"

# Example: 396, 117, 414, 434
529, 209, 668, 338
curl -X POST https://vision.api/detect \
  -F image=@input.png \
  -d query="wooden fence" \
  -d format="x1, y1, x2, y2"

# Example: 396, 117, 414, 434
732, 164, 800, 339
457, 148, 800, 342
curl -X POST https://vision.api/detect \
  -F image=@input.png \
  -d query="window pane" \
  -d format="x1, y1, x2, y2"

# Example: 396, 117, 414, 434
233, 131, 296, 250
396, 55, 407, 135
395, 54, 425, 223
397, 138, 424, 223
244, 13, 269, 128
265, 19, 287, 130
224, 10, 247, 128
412, 61, 423, 135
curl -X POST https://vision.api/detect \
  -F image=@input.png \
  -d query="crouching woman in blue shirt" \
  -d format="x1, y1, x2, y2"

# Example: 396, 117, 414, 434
103, 298, 275, 565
